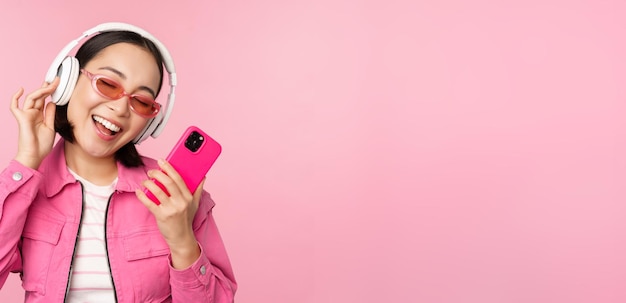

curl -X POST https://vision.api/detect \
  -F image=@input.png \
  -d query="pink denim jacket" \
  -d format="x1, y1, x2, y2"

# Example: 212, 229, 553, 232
0, 140, 237, 302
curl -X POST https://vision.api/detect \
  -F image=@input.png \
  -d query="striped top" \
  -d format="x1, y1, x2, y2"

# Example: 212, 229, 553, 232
67, 170, 117, 302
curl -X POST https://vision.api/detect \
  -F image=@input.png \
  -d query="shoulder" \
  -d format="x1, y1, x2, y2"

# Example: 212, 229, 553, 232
140, 155, 160, 171
115, 155, 158, 190
116, 155, 159, 176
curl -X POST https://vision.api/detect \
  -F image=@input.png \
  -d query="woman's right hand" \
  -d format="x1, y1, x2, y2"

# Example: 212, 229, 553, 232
10, 78, 60, 169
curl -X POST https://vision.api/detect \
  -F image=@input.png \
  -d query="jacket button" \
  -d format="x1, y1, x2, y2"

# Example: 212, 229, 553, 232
12, 172, 23, 181
200, 265, 206, 275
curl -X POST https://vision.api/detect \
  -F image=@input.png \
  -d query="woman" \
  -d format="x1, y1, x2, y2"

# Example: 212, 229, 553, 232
0, 26, 236, 302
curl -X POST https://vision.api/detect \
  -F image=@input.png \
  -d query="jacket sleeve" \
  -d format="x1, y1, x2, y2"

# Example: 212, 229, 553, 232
0, 160, 42, 288
169, 191, 237, 302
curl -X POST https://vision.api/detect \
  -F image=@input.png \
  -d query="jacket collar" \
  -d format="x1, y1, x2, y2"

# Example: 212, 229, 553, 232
42, 139, 149, 198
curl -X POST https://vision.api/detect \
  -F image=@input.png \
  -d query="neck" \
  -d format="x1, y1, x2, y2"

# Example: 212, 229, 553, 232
64, 141, 118, 186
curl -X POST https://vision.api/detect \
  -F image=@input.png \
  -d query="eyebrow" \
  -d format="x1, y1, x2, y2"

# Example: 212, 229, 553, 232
98, 66, 157, 97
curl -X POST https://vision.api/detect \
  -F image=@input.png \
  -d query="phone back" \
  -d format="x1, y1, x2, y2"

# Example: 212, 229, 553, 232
145, 126, 222, 204
167, 126, 222, 193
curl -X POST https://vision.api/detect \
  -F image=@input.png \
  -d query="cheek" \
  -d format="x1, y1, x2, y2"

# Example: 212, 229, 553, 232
67, 85, 99, 113
65, 101, 81, 123
127, 116, 150, 134
65, 98, 94, 124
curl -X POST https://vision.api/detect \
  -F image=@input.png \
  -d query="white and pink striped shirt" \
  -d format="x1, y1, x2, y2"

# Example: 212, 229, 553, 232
67, 170, 117, 302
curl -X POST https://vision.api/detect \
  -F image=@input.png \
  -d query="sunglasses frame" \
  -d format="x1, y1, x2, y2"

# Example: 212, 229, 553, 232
80, 69, 161, 118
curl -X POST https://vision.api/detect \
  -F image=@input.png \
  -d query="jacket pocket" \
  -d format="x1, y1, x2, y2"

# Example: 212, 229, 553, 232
123, 228, 170, 261
123, 228, 171, 301
21, 211, 65, 295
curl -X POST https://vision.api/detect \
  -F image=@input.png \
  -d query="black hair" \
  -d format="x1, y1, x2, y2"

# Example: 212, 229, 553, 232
54, 30, 165, 167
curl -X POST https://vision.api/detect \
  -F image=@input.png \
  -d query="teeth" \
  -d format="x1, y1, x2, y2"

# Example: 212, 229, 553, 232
93, 116, 121, 133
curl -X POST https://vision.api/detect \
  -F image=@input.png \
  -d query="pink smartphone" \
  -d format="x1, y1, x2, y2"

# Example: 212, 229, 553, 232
144, 126, 222, 205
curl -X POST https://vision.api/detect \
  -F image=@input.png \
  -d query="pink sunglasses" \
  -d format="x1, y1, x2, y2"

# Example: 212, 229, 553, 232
80, 69, 161, 118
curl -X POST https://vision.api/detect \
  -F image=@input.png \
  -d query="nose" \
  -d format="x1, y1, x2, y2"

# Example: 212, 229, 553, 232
107, 95, 132, 117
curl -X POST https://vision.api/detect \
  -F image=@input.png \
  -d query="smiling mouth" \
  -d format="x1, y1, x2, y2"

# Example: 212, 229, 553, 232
93, 115, 121, 135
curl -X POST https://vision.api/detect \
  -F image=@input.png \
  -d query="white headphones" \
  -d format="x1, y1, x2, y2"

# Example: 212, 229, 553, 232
44, 22, 177, 144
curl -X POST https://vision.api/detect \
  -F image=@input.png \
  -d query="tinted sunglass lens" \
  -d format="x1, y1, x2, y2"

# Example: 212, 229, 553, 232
130, 97, 159, 117
95, 78, 123, 98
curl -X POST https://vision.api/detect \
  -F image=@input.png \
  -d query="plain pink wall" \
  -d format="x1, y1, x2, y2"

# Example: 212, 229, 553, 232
1, 0, 626, 302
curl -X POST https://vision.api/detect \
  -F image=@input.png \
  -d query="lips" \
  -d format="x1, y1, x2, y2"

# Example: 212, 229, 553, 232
92, 115, 121, 136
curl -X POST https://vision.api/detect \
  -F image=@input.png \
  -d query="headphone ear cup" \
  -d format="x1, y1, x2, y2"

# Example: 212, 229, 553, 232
51, 57, 79, 106
133, 110, 164, 144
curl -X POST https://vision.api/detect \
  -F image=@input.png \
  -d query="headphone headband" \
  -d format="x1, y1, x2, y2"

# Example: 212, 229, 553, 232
45, 22, 177, 144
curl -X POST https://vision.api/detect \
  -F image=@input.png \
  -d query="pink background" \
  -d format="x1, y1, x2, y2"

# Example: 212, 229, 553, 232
1, 0, 626, 302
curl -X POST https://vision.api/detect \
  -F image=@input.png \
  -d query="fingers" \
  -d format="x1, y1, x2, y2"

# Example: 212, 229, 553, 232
10, 88, 25, 114
142, 175, 172, 204
10, 77, 59, 107
135, 188, 160, 212
156, 159, 194, 199
44, 76, 60, 87
44, 102, 57, 128
29, 78, 59, 106
189, 178, 205, 212
141, 160, 197, 208
157, 159, 184, 185
19, 78, 59, 110
193, 178, 206, 201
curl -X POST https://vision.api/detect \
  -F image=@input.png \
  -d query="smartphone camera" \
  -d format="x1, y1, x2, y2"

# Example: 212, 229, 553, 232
184, 131, 205, 152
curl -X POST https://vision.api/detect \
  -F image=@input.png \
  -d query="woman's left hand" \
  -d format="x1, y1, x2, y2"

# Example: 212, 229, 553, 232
135, 159, 205, 269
